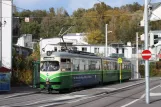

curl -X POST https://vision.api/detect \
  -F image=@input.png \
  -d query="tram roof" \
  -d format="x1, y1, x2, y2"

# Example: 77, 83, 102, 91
42, 51, 131, 62
42, 51, 101, 59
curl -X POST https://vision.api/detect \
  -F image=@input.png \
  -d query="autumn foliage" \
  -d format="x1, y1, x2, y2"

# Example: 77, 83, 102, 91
11, 44, 40, 86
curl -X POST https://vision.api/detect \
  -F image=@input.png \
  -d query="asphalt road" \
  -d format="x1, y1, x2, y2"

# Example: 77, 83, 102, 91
0, 78, 160, 107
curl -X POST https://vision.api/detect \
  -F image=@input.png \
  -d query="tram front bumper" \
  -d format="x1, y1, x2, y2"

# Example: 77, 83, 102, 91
40, 82, 61, 90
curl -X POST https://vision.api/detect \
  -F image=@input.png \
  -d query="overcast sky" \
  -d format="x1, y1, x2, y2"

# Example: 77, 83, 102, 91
13, 0, 161, 14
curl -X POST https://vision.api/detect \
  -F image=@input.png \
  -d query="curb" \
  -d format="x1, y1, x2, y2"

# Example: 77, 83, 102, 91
92, 78, 160, 96
0, 89, 41, 100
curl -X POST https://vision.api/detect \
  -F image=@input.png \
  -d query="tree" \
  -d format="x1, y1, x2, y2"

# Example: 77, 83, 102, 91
86, 30, 105, 44
120, 2, 142, 12
71, 8, 86, 32
20, 20, 40, 39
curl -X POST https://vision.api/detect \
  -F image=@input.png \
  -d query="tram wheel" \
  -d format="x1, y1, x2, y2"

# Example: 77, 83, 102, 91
48, 89, 52, 94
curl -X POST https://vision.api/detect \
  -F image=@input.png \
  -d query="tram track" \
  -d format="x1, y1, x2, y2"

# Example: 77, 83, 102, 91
49, 78, 160, 107
69, 82, 159, 107
0, 79, 159, 107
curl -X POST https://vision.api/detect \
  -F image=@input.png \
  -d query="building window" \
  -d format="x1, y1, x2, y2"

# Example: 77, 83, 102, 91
132, 48, 136, 54
82, 47, 87, 52
116, 48, 119, 53
54, 47, 57, 51
122, 48, 124, 54
94, 48, 99, 53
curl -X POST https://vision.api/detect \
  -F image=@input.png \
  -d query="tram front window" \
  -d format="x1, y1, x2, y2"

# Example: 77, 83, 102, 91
41, 61, 59, 71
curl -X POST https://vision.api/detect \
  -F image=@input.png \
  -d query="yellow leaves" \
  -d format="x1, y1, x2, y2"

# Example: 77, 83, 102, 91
14, 70, 32, 85
87, 30, 104, 44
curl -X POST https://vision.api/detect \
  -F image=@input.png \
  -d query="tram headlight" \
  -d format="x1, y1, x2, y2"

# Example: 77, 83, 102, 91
46, 78, 50, 82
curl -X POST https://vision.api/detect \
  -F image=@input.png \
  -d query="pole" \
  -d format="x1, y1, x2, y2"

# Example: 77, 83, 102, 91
0, 0, 2, 67
105, 24, 108, 57
120, 63, 122, 83
136, 32, 139, 79
144, 0, 150, 104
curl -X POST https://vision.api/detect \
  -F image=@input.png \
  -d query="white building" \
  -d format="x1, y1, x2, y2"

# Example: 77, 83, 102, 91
16, 33, 147, 60
0, 0, 12, 69
16, 34, 37, 50
149, 30, 161, 61
39, 33, 142, 59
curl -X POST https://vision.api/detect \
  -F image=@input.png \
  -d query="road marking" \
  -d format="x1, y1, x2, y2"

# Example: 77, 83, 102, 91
0, 92, 38, 100
22, 95, 87, 106
96, 88, 116, 90
121, 85, 161, 107
150, 93, 161, 96
40, 93, 106, 107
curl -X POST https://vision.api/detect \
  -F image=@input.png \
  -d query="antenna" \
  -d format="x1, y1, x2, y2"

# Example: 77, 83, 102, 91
58, 25, 74, 51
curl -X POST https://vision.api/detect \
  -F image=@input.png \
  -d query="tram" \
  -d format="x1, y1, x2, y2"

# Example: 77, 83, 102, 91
40, 50, 131, 93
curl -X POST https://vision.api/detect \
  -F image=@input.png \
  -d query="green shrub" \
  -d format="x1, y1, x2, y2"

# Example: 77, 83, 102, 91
139, 62, 161, 78
156, 61, 161, 69
139, 65, 145, 77
12, 44, 40, 86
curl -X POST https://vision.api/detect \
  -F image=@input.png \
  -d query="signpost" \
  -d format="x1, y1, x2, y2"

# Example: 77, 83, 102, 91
141, 49, 151, 103
117, 58, 122, 83
141, 50, 152, 60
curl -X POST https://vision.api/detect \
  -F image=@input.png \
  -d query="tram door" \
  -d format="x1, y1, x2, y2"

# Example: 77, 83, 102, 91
33, 61, 40, 88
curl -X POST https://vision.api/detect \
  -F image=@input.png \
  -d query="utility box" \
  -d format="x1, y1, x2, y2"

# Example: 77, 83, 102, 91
0, 67, 11, 91
33, 61, 40, 88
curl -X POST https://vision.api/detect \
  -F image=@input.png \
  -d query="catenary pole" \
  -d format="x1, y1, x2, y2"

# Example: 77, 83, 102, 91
144, 0, 150, 104
105, 24, 108, 57
0, 0, 2, 67
136, 32, 139, 79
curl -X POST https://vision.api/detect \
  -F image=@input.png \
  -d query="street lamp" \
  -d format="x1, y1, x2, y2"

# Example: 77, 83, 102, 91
105, 24, 112, 57
136, 32, 139, 79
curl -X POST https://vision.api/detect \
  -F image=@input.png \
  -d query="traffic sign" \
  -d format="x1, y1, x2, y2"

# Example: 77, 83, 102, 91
117, 58, 122, 63
141, 50, 151, 60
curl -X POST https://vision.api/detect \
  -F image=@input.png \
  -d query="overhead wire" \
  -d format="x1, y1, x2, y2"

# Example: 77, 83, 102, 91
151, 13, 161, 20
0, 1, 27, 11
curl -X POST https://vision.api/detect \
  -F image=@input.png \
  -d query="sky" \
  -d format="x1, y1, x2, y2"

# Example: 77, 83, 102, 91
13, 0, 161, 15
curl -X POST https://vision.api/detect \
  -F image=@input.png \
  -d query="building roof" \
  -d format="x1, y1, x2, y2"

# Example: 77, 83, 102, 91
0, 66, 11, 72
110, 43, 124, 47
150, 2, 161, 11
13, 44, 33, 51
64, 33, 86, 36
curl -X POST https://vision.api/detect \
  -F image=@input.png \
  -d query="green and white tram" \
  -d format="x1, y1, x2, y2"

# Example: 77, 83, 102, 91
40, 51, 131, 93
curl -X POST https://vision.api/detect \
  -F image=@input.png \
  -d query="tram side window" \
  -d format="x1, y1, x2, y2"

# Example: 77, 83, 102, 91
128, 63, 131, 70
96, 60, 101, 70
73, 59, 79, 71
108, 62, 111, 70
80, 59, 86, 71
85, 59, 88, 70
122, 64, 124, 69
124, 64, 127, 69
109, 62, 117, 70
103, 60, 108, 70
109, 62, 113, 70
61, 58, 71, 71
112, 62, 114, 70
89, 60, 96, 70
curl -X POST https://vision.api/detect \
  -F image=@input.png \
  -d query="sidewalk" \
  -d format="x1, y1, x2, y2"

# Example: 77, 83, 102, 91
124, 84, 161, 107
0, 86, 40, 99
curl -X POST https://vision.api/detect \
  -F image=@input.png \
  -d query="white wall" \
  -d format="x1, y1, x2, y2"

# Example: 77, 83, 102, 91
149, 3, 161, 21
64, 33, 88, 45
17, 36, 25, 46
16, 34, 33, 47
2, 0, 12, 69
39, 34, 135, 59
